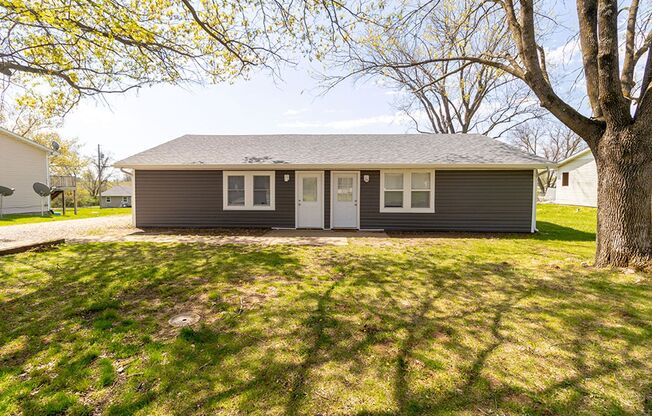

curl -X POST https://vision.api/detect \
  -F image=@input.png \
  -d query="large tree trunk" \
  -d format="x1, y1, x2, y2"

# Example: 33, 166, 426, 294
594, 124, 652, 268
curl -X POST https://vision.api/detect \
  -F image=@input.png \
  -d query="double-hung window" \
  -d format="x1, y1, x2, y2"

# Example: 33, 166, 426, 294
380, 170, 435, 213
223, 171, 275, 210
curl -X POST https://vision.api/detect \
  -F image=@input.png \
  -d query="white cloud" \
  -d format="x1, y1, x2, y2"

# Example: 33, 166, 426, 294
546, 38, 581, 66
282, 108, 308, 116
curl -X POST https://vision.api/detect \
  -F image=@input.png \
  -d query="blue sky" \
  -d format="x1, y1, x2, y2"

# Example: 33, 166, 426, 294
58, 65, 413, 161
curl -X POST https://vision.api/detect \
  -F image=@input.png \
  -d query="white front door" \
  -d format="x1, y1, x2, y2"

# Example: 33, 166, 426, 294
331, 172, 358, 229
296, 172, 323, 228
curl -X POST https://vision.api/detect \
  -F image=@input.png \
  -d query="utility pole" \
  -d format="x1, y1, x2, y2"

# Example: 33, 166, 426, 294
97, 144, 102, 208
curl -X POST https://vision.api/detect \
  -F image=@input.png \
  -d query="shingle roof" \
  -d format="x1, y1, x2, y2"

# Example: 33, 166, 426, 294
114, 134, 552, 168
102, 184, 131, 196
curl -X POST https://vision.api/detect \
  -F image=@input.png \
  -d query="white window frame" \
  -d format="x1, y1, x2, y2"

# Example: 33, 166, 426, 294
223, 171, 275, 210
105, 196, 111, 203
122, 196, 128, 203
379, 169, 435, 213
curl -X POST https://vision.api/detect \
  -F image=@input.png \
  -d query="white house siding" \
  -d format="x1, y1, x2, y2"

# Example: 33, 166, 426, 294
0, 131, 49, 214
555, 151, 597, 207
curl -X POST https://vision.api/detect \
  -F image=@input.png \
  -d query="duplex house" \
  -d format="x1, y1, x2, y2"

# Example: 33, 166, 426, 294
114, 134, 552, 232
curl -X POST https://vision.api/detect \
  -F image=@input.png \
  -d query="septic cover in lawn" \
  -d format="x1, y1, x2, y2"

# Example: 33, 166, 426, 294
168, 312, 200, 327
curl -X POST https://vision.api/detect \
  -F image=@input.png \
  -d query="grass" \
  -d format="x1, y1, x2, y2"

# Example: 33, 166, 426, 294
0, 207, 131, 226
0, 204, 650, 415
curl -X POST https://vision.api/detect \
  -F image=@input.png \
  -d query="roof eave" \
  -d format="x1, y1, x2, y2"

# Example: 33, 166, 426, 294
114, 162, 554, 170
0, 126, 53, 153
557, 148, 592, 167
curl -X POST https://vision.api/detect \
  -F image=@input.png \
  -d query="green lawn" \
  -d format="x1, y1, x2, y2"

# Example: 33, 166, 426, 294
0, 205, 650, 415
0, 207, 131, 226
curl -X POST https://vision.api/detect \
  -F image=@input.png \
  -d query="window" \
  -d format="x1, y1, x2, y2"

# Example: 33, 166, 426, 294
122, 196, 128, 203
562, 172, 569, 186
302, 177, 318, 202
336, 177, 353, 202
223, 171, 275, 210
380, 170, 435, 213
105, 197, 111, 203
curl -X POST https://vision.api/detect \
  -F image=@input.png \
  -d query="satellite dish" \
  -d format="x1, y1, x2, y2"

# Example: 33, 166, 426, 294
0, 186, 14, 197
51, 141, 60, 152
33, 182, 52, 197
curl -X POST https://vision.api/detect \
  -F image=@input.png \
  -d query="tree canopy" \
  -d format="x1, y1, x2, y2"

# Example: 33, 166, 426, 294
0, 0, 365, 123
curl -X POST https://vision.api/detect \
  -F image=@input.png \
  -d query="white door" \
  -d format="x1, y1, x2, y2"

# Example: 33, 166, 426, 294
332, 172, 358, 228
296, 172, 323, 228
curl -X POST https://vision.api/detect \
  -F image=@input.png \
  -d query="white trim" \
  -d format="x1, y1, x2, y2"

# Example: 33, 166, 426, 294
0, 126, 53, 153
531, 169, 537, 233
295, 171, 325, 229
222, 171, 275, 211
379, 169, 436, 213
557, 148, 592, 167
330, 171, 360, 229
115, 163, 554, 170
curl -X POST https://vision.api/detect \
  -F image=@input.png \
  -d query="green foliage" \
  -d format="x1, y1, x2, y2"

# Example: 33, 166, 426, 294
0, 0, 355, 122
0, 205, 649, 415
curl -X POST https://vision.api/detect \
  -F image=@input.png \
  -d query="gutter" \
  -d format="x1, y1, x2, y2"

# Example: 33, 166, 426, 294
114, 162, 557, 170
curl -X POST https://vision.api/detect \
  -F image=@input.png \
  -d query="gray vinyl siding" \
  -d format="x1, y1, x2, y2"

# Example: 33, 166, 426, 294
360, 170, 533, 232
134, 169, 533, 231
101, 196, 131, 208
134, 170, 294, 228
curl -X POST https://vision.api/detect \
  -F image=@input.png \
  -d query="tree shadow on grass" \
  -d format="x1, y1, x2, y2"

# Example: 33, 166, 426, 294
387, 222, 595, 242
0, 242, 649, 415
533, 221, 595, 241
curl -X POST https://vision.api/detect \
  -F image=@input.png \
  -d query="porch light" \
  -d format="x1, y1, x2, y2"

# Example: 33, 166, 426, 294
363, 175, 370, 183
284, 174, 290, 182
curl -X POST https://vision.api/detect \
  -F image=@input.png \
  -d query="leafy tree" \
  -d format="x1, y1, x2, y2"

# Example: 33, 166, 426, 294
0, 0, 357, 122
31, 132, 88, 177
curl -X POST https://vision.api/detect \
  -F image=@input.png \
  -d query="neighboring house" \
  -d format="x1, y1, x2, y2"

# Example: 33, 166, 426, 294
0, 127, 52, 214
114, 134, 552, 232
101, 184, 132, 208
555, 148, 597, 207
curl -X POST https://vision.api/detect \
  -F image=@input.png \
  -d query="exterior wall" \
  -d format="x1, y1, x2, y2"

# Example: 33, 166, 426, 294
134, 170, 295, 227
555, 152, 597, 207
0, 132, 49, 214
101, 195, 132, 208
134, 169, 534, 232
360, 170, 534, 232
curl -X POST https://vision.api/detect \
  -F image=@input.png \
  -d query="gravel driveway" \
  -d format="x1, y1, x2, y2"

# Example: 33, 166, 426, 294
0, 215, 133, 251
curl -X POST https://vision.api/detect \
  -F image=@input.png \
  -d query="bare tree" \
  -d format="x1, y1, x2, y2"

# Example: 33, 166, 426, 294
509, 121, 587, 192
328, 0, 543, 136
332, 0, 652, 267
